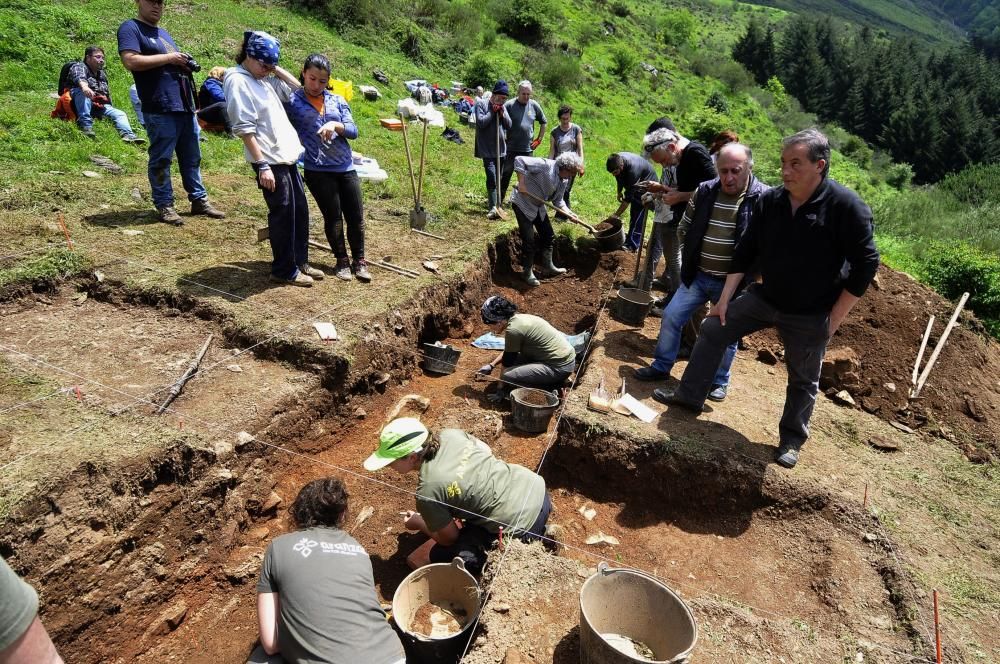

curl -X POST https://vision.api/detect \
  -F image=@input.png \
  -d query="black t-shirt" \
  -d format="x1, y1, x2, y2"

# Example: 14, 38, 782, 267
671, 141, 716, 224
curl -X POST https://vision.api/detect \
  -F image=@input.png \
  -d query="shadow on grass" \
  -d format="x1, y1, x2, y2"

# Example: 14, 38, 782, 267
181, 261, 282, 301
83, 209, 161, 227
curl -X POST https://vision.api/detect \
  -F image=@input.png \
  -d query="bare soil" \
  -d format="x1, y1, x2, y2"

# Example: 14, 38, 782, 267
2, 242, 997, 664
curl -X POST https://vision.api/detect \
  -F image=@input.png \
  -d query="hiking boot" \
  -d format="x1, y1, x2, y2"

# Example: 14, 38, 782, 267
81, 127, 96, 139
634, 366, 669, 381
539, 249, 566, 277
191, 198, 226, 219
121, 132, 146, 145
707, 384, 728, 402
353, 258, 372, 283
269, 272, 314, 287
158, 206, 183, 226
333, 258, 353, 282
651, 387, 706, 413
775, 444, 801, 469
298, 263, 325, 280
522, 267, 540, 287
651, 277, 670, 292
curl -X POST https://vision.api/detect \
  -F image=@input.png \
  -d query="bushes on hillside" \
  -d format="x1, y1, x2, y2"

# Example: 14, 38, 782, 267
610, 47, 637, 82
497, 0, 561, 44
530, 51, 582, 95
463, 53, 504, 89
923, 242, 1000, 336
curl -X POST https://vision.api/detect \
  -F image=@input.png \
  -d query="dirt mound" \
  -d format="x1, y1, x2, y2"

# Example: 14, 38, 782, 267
744, 265, 1000, 461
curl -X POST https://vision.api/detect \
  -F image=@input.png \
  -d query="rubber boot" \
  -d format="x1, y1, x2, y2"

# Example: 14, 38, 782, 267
522, 267, 540, 287
539, 248, 566, 277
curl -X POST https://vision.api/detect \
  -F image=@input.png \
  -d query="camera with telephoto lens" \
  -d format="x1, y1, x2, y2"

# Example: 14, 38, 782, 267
184, 55, 202, 73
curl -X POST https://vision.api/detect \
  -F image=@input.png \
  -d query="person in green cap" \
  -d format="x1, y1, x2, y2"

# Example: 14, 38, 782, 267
364, 417, 552, 576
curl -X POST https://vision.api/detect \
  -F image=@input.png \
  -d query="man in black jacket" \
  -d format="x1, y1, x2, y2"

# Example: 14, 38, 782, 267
635, 143, 767, 404
657, 129, 880, 469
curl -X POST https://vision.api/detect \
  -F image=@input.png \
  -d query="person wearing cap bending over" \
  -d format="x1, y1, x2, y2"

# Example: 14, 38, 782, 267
476, 295, 579, 401
473, 80, 512, 219
365, 418, 552, 577
249, 477, 404, 664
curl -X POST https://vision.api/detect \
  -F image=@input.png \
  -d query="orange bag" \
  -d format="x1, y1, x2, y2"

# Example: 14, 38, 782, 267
51, 90, 76, 121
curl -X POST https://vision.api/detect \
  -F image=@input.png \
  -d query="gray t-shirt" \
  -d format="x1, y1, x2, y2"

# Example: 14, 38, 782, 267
504, 98, 547, 153
550, 123, 581, 156
257, 528, 404, 664
417, 429, 547, 535
0, 556, 38, 651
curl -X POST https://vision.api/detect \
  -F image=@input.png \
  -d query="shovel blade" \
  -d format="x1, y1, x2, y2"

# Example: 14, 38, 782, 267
409, 209, 427, 230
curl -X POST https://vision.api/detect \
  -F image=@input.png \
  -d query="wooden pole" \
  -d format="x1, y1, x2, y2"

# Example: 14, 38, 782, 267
933, 589, 942, 663
157, 334, 213, 415
912, 315, 935, 385
399, 114, 419, 208
416, 118, 429, 210
912, 293, 969, 398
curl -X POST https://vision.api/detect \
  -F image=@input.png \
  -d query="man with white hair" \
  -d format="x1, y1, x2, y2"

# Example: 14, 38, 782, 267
500, 80, 547, 202
657, 129, 880, 470
636, 142, 769, 405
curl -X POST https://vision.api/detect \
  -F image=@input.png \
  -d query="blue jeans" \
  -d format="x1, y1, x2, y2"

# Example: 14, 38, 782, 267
144, 112, 207, 209
675, 286, 830, 448
482, 158, 499, 208
624, 199, 648, 251
257, 164, 309, 280
70, 88, 134, 135
651, 271, 737, 386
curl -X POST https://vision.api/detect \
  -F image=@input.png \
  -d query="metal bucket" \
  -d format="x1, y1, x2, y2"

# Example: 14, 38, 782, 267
509, 387, 560, 433
580, 563, 697, 664
613, 288, 653, 326
423, 342, 461, 375
392, 558, 482, 664
594, 217, 625, 252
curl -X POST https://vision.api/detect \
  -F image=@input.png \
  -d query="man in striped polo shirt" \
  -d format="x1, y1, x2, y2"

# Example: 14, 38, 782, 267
635, 142, 768, 403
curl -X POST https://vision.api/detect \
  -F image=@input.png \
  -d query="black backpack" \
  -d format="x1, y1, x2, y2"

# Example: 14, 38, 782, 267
58, 61, 78, 95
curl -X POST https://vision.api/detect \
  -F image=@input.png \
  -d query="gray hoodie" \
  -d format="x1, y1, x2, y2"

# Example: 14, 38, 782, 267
224, 65, 303, 166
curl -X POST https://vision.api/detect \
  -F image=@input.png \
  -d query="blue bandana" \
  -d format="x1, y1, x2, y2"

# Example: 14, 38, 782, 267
481, 295, 517, 324
244, 31, 280, 66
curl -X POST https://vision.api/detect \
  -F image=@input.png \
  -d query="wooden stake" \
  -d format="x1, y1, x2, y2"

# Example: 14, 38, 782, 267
933, 589, 942, 663
57, 213, 74, 250
156, 334, 213, 415
74, 385, 82, 402
862, 482, 868, 510
912, 293, 969, 398
498, 526, 504, 551
912, 315, 935, 385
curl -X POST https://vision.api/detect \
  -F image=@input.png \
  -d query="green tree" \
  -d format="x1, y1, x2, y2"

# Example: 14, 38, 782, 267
660, 9, 696, 48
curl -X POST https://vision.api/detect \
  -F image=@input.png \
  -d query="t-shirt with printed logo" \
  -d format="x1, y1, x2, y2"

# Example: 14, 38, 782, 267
257, 527, 404, 664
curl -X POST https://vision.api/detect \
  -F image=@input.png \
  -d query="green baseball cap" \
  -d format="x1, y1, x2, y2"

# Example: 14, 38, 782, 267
364, 417, 429, 471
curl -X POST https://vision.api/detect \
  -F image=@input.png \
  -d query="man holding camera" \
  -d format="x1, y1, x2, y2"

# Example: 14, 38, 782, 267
118, 0, 225, 226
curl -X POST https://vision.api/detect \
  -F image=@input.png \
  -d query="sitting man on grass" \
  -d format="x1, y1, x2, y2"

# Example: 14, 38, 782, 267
65, 46, 145, 143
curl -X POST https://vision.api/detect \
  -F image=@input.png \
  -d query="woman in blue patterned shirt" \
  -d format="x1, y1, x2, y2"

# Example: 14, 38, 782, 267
285, 53, 370, 283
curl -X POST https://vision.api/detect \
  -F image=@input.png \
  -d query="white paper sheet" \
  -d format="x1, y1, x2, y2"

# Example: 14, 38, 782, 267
313, 322, 338, 341
618, 393, 657, 423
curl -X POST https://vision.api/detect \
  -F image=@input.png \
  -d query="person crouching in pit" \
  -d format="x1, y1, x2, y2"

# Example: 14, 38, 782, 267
476, 295, 577, 403
364, 418, 553, 577
510, 152, 584, 286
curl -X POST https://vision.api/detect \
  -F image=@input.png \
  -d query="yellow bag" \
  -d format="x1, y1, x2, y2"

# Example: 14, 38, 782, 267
328, 79, 353, 101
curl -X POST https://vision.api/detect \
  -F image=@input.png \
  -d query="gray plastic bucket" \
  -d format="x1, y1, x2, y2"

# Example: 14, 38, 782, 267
614, 288, 653, 326
423, 342, 461, 375
392, 558, 482, 664
579, 563, 697, 664
509, 387, 560, 433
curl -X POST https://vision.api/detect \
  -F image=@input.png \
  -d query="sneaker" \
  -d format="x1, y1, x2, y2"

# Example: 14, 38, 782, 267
121, 133, 146, 145
651, 387, 706, 413
81, 127, 96, 139
707, 384, 728, 402
486, 207, 500, 220
775, 445, 800, 469
333, 260, 353, 281
352, 259, 372, 283
298, 263, 325, 280
269, 272, 314, 287
634, 366, 669, 381
191, 198, 226, 219
158, 206, 183, 226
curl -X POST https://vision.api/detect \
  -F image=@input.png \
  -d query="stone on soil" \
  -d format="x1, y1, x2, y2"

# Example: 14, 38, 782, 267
820, 347, 861, 391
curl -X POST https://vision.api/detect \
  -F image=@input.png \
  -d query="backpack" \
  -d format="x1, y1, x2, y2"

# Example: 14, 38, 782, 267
58, 61, 78, 95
